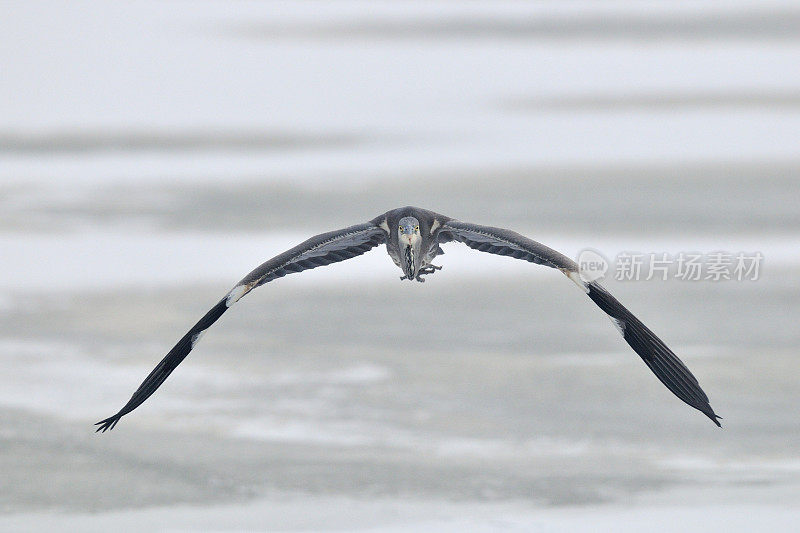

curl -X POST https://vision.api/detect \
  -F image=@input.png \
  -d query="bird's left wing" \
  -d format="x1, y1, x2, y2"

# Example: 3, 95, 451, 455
95, 222, 386, 432
440, 220, 721, 427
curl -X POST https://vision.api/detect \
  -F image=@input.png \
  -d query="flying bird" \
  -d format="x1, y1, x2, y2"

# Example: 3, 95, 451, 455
96, 206, 721, 431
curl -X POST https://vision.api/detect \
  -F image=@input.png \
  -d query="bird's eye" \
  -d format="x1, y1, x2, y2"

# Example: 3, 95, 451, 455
414, 226, 419, 232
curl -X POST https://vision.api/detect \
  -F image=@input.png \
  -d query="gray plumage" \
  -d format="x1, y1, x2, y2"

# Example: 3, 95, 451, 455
96, 206, 720, 432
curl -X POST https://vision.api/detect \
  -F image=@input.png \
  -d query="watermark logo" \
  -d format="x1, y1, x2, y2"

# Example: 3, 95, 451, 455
577, 248, 610, 282
576, 250, 763, 282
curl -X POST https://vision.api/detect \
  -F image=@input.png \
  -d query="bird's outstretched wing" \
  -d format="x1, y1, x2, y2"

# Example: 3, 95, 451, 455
441, 220, 721, 427
95, 222, 386, 432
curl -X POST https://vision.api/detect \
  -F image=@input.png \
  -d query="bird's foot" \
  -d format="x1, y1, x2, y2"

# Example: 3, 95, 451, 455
419, 264, 442, 274
415, 264, 442, 282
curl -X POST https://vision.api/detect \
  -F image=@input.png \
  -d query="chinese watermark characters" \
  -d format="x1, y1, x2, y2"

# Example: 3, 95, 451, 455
577, 250, 763, 283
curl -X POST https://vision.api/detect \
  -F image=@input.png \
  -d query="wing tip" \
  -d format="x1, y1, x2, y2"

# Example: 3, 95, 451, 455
94, 414, 122, 433
708, 411, 723, 428
698, 404, 722, 427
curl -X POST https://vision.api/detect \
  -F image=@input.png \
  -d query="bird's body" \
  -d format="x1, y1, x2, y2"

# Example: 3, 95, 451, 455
379, 207, 449, 281
96, 206, 721, 432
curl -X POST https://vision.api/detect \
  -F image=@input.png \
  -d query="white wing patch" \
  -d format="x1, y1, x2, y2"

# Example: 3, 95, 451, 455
379, 218, 390, 235
430, 219, 441, 235
610, 317, 626, 336
191, 329, 207, 349
226, 284, 248, 307
566, 271, 589, 293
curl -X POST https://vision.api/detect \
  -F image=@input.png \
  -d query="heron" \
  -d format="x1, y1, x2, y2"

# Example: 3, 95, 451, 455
96, 206, 721, 432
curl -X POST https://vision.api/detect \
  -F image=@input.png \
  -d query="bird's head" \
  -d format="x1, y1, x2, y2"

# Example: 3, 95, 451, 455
398, 216, 422, 280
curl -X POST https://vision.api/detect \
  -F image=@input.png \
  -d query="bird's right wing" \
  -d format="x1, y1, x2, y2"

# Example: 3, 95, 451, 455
95, 222, 386, 432
441, 220, 721, 427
